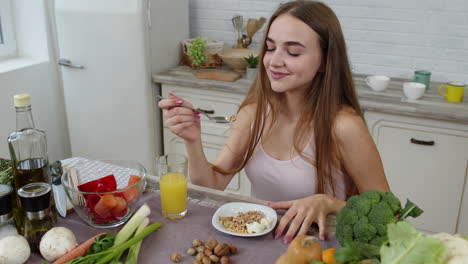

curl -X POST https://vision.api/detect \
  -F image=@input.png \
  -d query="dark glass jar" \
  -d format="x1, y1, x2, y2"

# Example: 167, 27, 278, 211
18, 182, 54, 252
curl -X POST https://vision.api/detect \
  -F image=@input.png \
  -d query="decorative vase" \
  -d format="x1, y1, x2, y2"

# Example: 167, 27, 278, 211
246, 67, 258, 80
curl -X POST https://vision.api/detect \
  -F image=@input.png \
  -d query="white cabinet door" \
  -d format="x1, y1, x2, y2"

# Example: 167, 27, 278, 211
161, 85, 251, 196
366, 112, 468, 233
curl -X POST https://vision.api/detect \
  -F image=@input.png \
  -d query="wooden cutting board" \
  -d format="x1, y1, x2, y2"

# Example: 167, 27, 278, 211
194, 70, 241, 82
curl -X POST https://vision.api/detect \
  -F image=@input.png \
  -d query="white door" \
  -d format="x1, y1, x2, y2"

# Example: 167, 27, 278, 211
54, 0, 157, 172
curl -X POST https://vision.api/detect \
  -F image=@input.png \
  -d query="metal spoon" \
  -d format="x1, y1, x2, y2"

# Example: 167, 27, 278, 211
156, 95, 235, 123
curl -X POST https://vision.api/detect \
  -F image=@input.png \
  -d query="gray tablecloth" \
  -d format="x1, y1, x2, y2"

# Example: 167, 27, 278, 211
29, 191, 339, 263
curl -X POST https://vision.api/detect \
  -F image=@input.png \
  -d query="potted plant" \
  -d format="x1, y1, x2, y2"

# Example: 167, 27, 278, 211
244, 54, 259, 80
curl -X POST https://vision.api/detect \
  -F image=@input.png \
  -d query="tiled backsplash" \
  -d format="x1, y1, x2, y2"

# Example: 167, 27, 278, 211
189, 0, 468, 83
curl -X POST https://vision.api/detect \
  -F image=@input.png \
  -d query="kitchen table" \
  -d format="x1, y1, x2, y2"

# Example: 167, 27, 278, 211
29, 175, 339, 263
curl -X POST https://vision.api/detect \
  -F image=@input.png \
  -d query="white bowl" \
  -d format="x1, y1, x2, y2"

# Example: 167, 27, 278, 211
403, 82, 426, 100
365, 75, 390, 92
212, 202, 277, 237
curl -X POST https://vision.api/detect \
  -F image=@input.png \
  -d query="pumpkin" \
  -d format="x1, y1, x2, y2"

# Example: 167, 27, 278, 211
322, 248, 341, 264
275, 235, 322, 264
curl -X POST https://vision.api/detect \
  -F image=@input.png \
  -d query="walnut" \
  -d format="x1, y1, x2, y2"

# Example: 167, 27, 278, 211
209, 255, 220, 262
229, 244, 238, 255
196, 252, 205, 261
204, 248, 213, 257
214, 243, 230, 257
187, 247, 196, 256
202, 256, 212, 264
171, 253, 182, 263
220, 256, 230, 264
204, 238, 218, 250
196, 246, 206, 253
193, 239, 203, 247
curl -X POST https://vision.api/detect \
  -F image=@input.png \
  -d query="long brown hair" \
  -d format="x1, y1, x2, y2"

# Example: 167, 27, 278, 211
216, 1, 361, 197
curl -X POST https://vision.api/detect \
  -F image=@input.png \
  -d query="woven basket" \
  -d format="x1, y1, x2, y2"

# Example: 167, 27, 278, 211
181, 39, 224, 68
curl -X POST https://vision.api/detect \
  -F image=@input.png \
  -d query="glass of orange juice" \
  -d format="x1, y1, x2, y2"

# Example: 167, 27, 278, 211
158, 154, 188, 219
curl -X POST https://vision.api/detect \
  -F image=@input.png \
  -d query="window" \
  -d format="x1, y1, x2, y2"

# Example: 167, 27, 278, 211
0, 0, 16, 59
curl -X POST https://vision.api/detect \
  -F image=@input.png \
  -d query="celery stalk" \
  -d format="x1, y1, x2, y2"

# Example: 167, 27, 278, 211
68, 222, 162, 264
125, 217, 149, 264
95, 222, 162, 264
113, 203, 151, 247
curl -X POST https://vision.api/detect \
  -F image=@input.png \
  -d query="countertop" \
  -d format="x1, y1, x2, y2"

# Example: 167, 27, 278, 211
153, 66, 468, 125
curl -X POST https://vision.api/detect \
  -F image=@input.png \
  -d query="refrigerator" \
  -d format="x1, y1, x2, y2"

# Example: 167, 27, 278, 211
54, 0, 189, 173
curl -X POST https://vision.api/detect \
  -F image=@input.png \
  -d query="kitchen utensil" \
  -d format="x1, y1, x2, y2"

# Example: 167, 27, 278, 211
50, 161, 67, 218
156, 95, 236, 123
438, 82, 465, 103
246, 17, 266, 38
365, 75, 390, 92
403, 82, 426, 100
68, 168, 86, 208
194, 70, 241, 82
413, 70, 431, 89
232, 15, 243, 48
62, 160, 147, 228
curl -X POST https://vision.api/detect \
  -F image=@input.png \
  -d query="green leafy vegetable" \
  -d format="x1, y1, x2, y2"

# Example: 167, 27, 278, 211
67, 222, 162, 264
87, 233, 116, 255
380, 221, 446, 264
186, 37, 207, 66
335, 190, 423, 261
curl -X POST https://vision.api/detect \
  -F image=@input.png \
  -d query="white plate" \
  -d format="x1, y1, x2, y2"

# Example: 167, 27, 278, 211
212, 202, 278, 237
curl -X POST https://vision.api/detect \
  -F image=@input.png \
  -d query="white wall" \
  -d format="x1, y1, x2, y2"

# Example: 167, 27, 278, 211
0, 0, 70, 162
189, 0, 468, 84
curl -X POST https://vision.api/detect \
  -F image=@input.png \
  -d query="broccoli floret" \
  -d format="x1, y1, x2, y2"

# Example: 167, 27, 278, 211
369, 236, 388, 247
368, 202, 395, 225
353, 217, 377, 243
372, 223, 387, 236
360, 190, 382, 204
381, 192, 401, 213
350, 197, 373, 217
336, 223, 354, 244
336, 190, 423, 260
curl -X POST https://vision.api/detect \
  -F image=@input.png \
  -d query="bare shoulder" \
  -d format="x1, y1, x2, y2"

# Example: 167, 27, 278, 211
333, 106, 368, 143
236, 103, 257, 125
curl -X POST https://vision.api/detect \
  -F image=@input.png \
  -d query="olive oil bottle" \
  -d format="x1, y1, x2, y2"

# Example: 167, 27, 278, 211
7, 94, 57, 235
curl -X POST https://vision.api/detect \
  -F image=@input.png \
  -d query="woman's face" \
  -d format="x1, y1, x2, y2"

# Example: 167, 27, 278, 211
263, 14, 323, 94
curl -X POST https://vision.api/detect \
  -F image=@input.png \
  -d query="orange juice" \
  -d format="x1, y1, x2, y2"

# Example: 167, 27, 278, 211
160, 173, 187, 218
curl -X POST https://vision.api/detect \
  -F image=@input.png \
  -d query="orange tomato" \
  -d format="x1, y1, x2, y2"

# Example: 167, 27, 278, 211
322, 248, 339, 264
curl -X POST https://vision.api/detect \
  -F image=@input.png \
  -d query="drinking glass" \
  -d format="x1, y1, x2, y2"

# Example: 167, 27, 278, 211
157, 154, 188, 219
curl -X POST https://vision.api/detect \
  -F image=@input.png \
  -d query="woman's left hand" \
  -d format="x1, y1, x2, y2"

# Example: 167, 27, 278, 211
268, 194, 345, 243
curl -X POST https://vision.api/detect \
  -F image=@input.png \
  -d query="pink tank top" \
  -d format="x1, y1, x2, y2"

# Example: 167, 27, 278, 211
244, 143, 348, 202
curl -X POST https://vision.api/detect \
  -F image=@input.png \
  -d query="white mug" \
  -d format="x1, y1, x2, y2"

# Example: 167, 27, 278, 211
403, 82, 426, 100
365, 75, 390, 92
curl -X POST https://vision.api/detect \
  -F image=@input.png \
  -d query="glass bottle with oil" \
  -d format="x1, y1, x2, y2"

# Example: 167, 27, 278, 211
17, 182, 54, 252
7, 94, 56, 235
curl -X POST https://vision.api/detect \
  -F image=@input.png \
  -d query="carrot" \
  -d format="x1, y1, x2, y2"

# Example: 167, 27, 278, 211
122, 175, 141, 202
94, 195, 117, 217
111, 196, 128, 217
53, 233, 106, 264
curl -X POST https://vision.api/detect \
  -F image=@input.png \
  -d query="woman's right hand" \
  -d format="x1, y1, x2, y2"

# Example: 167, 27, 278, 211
158, 93, 201, 143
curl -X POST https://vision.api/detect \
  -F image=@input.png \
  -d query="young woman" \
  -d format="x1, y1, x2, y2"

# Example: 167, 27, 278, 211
159, 0, 390, 243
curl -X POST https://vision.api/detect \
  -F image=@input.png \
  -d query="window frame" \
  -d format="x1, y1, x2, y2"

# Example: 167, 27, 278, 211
0, 0, 17, 60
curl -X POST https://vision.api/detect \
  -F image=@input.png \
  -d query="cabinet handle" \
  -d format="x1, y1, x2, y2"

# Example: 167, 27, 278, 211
410, 138, 435, 146
196, 108, 215, 114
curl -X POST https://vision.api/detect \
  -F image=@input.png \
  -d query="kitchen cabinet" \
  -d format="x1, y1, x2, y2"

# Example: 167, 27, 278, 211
365, 111, 468, 234
161, 85, 251, 196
